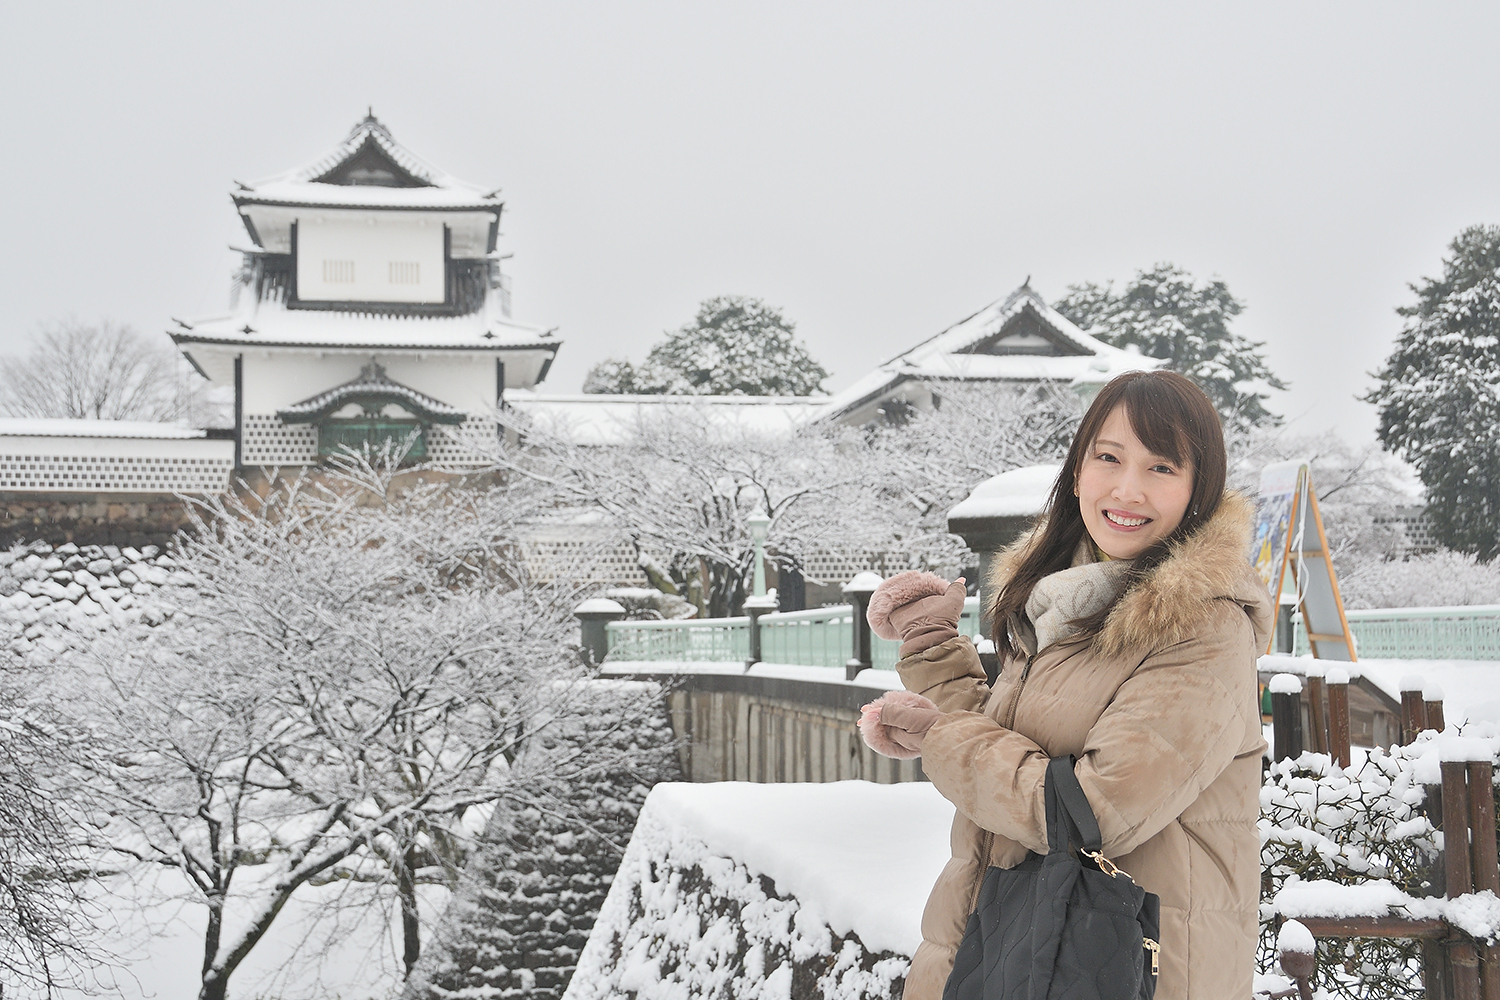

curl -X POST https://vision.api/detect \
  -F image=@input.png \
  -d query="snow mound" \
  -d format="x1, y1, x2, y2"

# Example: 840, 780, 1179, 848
947, 464, 1061, 521
565, 780, 953, 1000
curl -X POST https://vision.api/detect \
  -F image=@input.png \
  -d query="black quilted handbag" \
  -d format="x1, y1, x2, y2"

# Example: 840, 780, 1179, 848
941, 756, 1161, 1000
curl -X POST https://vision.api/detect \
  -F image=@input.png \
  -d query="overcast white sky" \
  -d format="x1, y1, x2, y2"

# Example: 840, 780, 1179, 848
3, 3, 1499, 441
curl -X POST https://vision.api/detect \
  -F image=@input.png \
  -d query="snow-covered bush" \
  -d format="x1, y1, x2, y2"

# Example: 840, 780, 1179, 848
1338, 550, 1500, 610
1258, 742, 1459, 1000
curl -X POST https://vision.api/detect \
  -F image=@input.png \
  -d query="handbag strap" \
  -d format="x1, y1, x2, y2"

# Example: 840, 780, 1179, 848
1043, 755, 1103, 855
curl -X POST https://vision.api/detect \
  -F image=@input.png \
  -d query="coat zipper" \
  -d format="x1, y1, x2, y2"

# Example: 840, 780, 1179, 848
964, 649, 1036, 914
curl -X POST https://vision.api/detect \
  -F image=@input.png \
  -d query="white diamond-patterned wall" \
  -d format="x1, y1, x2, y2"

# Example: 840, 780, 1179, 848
240, 415, 318, 466
0, 443, 234, 493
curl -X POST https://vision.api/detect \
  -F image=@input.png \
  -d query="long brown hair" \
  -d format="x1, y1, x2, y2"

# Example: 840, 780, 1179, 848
989, 370, 1227, 658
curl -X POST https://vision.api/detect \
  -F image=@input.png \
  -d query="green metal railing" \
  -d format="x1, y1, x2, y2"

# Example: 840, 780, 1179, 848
606, 597, 986, 669
605, 616, 751, 662
1294, 605, 1500, 660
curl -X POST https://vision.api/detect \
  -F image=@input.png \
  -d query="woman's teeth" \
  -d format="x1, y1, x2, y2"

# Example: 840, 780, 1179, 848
1105, 511, 1149, 527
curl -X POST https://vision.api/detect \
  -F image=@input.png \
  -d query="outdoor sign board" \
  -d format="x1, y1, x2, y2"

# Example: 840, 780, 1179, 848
1251, 459, 1356, 660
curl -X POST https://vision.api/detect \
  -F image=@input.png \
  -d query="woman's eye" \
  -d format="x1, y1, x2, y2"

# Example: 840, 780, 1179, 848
1152, 464, 1176, 474
1095, 452, 1118, 463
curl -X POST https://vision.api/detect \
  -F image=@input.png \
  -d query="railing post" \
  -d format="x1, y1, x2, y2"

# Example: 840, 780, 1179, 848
842, 574, 880, 681
743, 593, 776, 670
1467, 757, 1500, 1000
574, 598, 626, 667
1401, 675, 1430, 745
1326, 666, 1351, 769
1427, 683, 1448, 734
1270, 673, 1304, 763
1305, 667, 1329, 756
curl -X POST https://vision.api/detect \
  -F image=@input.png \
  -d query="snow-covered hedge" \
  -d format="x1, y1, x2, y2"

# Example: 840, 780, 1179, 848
1259, 734, 1500, 999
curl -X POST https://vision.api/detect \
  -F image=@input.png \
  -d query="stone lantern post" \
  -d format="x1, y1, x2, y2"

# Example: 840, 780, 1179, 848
945, 465, 1060, 637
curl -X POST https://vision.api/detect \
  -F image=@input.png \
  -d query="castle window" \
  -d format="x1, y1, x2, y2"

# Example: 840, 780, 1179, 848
322, 260, 355, 284
388, 261, 420, 285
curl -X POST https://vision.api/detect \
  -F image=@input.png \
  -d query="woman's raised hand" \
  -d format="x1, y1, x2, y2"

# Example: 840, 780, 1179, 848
866, 571, 968, 657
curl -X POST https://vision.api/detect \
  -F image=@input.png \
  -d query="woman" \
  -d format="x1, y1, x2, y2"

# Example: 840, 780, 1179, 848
860, 370, 1272, 1000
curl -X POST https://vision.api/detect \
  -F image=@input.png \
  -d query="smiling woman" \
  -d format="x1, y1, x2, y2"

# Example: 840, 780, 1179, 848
858, 370, 1270, 1000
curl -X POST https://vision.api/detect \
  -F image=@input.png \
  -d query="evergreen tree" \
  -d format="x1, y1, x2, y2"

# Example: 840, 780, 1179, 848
1366, 224, 1500, 560
584, 296, 829, 396
1055, 264, 1286, 431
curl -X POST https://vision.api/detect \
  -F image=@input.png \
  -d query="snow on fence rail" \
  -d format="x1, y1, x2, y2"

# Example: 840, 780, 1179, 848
1295, 604, 1500, 660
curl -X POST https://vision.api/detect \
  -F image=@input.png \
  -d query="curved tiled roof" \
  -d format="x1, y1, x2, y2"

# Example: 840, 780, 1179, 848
277, 361, 467, 425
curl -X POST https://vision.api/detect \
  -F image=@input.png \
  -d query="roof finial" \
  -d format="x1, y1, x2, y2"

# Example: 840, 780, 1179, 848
1023, 274, 1031, 287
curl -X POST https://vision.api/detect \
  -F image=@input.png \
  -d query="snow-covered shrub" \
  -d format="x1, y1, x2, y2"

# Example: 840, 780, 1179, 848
1338, 550, 1500, 610
1258, 742, 1459, 1000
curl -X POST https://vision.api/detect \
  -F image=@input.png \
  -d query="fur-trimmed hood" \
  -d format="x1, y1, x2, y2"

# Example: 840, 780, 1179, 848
986, 491, 1274, 659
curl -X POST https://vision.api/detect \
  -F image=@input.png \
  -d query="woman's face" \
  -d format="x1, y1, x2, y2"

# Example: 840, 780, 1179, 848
1076, 406, 1195, 560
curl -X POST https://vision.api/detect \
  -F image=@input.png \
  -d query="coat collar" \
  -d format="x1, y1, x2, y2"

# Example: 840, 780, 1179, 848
987, 491, 1274, 658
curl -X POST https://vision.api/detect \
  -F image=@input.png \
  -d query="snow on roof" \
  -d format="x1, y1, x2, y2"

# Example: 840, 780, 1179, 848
234, 113, 499, 211
819, 282, 1162, 420
278, 360, 467, 424
507, 391, 828, 445
172, 296, 554, 352
0, 419, 207, 440
948, 464, 1062, 521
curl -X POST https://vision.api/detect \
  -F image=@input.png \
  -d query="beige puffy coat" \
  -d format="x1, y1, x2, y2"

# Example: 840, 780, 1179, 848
897, 493, 1273, 1000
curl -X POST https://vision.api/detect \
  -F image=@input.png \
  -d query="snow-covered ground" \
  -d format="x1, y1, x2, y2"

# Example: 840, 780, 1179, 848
49, 867, 447, 1000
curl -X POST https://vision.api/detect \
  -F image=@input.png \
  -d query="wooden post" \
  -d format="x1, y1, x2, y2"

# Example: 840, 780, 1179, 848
1443, 755, 1482, 1000
1402, 676, 1429, 745
1428, 684, 1448, 734
1306, 673, 1329, 756
1271, 674, 1304, 763
1326, 667, 1352, 769
1468, 759, 1500, 1000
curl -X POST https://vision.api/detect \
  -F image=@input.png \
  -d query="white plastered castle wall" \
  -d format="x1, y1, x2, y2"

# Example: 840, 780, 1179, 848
239, 351, 500, 467
0, 435, 235, 493
295, 215, 446, 304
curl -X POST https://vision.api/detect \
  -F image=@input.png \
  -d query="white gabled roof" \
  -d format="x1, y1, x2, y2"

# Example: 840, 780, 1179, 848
234, 113, 500, 212
820, 283, 1161, 420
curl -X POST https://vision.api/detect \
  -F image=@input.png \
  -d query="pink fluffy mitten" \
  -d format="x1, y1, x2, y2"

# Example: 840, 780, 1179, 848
859, 690, 941, 759
866, 571, 967, 657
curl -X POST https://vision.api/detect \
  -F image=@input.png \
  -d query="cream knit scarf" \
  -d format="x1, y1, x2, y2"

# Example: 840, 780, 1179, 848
1024, 539, 1134, 652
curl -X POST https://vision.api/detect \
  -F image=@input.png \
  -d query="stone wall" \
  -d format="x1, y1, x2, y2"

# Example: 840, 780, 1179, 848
602, 667, 925, 786
0, 493, 200, 549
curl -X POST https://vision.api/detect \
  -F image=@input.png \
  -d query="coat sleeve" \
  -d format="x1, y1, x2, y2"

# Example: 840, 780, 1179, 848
894, 635, 991, 715
917, 601, 1255, 858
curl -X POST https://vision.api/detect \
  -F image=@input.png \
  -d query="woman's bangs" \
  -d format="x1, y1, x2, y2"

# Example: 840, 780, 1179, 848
1119, 389, 1194, 469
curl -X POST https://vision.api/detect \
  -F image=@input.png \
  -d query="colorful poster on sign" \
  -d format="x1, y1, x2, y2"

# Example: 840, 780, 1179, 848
1252, 460, 1305, 596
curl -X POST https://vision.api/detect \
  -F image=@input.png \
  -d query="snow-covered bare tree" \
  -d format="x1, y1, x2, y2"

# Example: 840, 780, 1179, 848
0, 320, 215, 423
1367, 224, 1500, 560
583, 296, 830, 396
59, 453, 674, 1000
1055, 264, 1286, 431
0, 676, 95, 998
502, 380, 1080, 614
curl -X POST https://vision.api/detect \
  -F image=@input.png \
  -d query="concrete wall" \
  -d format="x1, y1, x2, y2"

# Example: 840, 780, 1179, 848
602, 667, 924, 785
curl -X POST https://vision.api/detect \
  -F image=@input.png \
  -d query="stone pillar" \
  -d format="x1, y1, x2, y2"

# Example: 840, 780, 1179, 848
842, 574, 880, 681
574, 598, 626, 666
743, 592, 777, 670
946, 466, 1059, 636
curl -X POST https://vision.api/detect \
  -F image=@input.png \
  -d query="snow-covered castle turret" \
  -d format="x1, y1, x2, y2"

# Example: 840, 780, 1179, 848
170, 113, 560, 468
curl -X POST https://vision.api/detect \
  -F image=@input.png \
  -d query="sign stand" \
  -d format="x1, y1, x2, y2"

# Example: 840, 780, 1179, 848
1252, 460, 1357, 660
